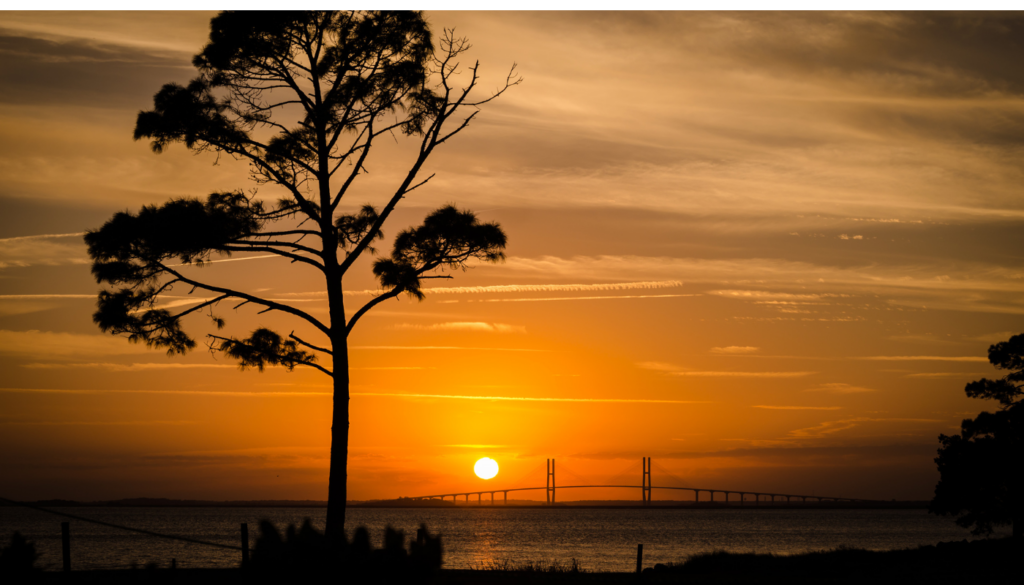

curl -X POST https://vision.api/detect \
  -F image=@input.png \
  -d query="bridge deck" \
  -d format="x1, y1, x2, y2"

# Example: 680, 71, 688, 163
409, 485, 869, 502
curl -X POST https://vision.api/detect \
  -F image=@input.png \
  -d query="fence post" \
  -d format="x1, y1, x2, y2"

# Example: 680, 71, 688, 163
636, 543, 643, 574
241, 522, 250, 567
61, 522, 70, 572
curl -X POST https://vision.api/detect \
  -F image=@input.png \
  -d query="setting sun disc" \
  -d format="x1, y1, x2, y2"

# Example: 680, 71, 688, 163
474, 457, 499, 479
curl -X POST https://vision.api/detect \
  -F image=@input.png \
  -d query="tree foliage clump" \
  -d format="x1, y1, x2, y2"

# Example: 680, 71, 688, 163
929, 334, 1023, 538
85, 10, 519, 538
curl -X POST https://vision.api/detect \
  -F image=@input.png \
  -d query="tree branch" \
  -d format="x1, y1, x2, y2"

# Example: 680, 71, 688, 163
289, 331, 333, 355
346, 289, 401, 336
160, 263, 331, 337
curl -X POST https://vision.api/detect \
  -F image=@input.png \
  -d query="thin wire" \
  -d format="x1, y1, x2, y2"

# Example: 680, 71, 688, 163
0, 496, 243, 551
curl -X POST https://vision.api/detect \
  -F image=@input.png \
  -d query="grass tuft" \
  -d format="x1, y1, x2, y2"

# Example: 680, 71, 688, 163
475, 558, 587, 573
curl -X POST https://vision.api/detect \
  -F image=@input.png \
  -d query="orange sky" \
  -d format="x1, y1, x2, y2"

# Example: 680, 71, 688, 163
3, 11, 1024, 503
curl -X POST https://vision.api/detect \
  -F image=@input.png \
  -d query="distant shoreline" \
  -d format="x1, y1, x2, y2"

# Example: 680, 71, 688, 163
2, 497, 930, 510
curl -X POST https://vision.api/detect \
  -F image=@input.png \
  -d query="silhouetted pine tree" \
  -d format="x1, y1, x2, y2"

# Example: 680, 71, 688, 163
86, 11, 518, 542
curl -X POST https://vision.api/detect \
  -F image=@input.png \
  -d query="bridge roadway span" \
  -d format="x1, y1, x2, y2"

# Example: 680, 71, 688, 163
409, 485, 869, 505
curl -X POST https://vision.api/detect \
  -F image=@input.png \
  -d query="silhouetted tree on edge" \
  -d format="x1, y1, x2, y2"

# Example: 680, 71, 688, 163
929, 334, 1023, 539
85, 11, 517, 542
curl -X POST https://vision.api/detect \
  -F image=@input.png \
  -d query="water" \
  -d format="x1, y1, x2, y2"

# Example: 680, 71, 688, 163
0, 506, 1008, 572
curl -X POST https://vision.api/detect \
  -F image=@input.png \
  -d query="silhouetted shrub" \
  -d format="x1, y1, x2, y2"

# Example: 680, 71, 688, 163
250, 519, 442, 584
0, 532, 39, 574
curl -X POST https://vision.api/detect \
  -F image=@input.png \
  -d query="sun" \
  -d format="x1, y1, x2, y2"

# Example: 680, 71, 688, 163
474, 457, 499, 480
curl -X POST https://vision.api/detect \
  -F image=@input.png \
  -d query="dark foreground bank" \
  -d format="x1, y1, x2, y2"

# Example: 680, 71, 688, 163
9, 537, 1019, 584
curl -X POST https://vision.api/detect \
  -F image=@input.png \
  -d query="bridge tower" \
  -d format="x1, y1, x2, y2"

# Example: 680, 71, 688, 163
546, 458, 556, 504
642, 457, 652, 505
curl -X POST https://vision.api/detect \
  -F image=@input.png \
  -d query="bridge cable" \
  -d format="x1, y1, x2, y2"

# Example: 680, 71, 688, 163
650, 460, 689, 488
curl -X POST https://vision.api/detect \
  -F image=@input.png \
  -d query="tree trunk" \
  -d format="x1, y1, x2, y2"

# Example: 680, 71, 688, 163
325, 340, 349, 543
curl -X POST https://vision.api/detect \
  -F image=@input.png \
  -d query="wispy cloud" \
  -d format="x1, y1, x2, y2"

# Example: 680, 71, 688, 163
275, 279, 686, 298
0, 388, 331, 397
805, 382, 877, 394
166, 254, 280, 267
22, 362, 238, 371
499, 256, 1024, 316
710, 290, 847, 301
0, 387, 710, 405
422, 279, 684, 294
352, 392, 710, 404
392, 322, 526, 334
787, 417, 943, 439
350, 346, 545, 352
753, 405, 843, 410
0, 232, 85, 242
0, 330, 151, 357
636, 362, 678, 372
710, 346, 760, 354
856, 356, 988, 362
672, 371, 816, 378
0, 236, 88, 268
636, 360, 814, 377
0, 294, 94, 300
0, 419, 196, 426
904, 372, 986, 378
351, 366, 435, 370
440, 294, 698, 303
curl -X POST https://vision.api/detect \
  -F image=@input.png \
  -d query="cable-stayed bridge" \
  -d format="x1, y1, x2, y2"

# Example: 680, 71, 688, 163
408, 458, 874, 505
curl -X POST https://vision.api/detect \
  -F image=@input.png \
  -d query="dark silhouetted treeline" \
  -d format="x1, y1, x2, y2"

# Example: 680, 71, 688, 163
931, 333, 1023, 538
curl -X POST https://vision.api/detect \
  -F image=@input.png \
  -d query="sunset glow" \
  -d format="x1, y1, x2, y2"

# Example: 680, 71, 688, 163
2, 11, 1024, 506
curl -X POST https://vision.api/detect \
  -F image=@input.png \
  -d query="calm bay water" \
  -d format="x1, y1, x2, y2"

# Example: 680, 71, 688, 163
0, 506, 1007, 572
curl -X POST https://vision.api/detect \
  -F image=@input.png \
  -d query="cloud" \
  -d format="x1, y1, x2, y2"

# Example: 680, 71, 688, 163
350, 346, 545, 352
351, 392, 710, 405
0, 294, 94, 299
273, 279, 686, 298
0, 388, 332, 397
497, 256, 1024, 316
637, 360, 814, 378
0, 235, 88, 268
968, 331, 1016, 344
710, 346, 760, 354
392, 322, 526, 333
351, 366, 435, 371
752, 405, 844, 410
709, 290, 844, 301
805, 382, 877, 394
0, 330, 152, 357
22, 362, 238, 372
0, 232, 85, 242
439, 294, 698, 304
0, 12, 208, 55
636, 361, 678, 372
786, 417, 943, 439
423, 279, 684, 295
657, 443, 936, 463
166, 254, 280, 267
672, 371, 816, 378
903, 372, 986, 378
856, 356, 988, 362
0, 30, 195, 108
0, 419, 195, 426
